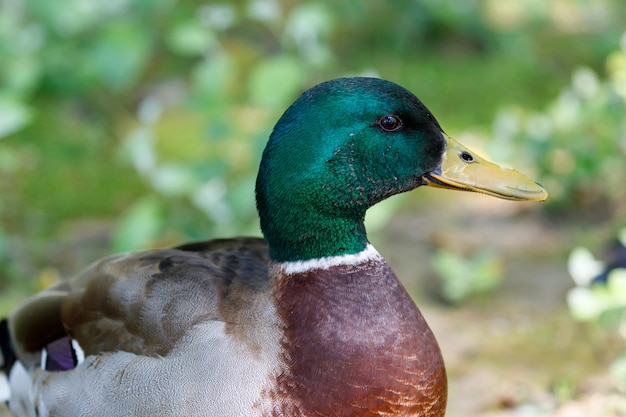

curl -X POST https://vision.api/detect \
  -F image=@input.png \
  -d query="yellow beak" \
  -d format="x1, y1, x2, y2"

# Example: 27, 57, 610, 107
423, 135, 548, 201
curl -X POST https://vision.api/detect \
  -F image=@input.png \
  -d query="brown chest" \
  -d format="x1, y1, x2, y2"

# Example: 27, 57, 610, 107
265, 260, 447, 417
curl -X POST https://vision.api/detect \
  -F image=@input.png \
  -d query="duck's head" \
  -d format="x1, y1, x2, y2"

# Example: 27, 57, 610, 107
256, 77, 547, 262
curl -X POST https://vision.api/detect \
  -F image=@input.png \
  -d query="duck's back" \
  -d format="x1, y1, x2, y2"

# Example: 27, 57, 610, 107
7, 238, 286, 417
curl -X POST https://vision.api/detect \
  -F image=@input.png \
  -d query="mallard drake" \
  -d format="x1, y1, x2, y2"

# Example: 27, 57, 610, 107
0, 77, 547, 417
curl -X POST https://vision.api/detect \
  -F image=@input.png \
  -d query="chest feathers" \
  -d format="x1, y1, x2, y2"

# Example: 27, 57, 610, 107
265, 259, 447, 417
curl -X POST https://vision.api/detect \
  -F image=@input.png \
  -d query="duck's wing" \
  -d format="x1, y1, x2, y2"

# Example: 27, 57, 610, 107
5, 237, 271, 370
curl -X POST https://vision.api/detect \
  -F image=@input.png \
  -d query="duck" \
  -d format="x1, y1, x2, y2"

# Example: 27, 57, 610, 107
0, 77, 547, 417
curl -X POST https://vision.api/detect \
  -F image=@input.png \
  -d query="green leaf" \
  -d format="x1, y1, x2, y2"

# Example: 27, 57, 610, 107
607, 269, 626, 297
433, 249, 503, 304
284, 3, 334, 65
112, 197, 163, 252
247, 55, 305, 107
190, 54, 236, 106
167, 20, 217, 56
122, 127, 157, 174
3, 54, 43, 98
84, 20, 153, 90
149, 163, 200, 197
567, 246, 604, 286
0, 99, 32, 138
567, 287, 600, 321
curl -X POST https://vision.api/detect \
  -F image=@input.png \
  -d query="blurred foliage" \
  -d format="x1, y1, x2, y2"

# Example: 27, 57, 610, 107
0, 0, 626, 312
567, 232, 626, 392
432, 249, 504, 304
490, 33, 626, 219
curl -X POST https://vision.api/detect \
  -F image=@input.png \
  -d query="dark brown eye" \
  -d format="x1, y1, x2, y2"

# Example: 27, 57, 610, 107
378, 115, 402, 132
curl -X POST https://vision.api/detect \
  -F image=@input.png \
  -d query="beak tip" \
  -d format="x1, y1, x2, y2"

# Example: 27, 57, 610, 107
533, 182, 549, 201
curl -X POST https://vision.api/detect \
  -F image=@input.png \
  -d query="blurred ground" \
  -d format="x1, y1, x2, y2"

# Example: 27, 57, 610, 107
1, 192, 624, 417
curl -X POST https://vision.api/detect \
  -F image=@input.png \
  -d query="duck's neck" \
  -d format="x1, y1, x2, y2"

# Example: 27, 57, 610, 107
258, 198, 369, 263
255, 125, 376, 263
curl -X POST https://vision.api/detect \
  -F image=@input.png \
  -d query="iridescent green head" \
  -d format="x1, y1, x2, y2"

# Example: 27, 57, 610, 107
256, 77, 546, 262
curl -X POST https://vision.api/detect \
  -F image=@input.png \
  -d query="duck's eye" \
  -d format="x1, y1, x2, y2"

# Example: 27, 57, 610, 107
460, 151, 474, 163
378, 115, 402, 132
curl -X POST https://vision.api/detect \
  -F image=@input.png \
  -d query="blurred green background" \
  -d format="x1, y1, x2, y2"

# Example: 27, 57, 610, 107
1, 0, 626, 416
